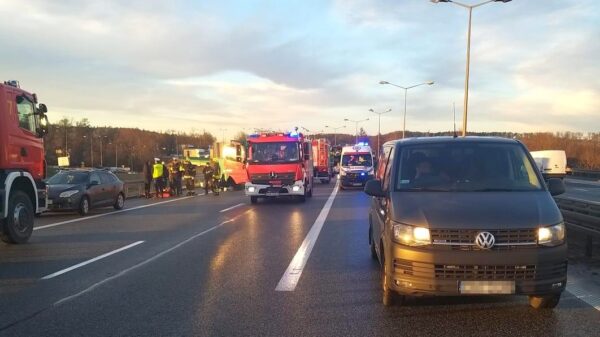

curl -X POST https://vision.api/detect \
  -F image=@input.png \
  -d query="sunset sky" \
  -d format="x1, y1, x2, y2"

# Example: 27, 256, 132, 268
0, 0, 597, 139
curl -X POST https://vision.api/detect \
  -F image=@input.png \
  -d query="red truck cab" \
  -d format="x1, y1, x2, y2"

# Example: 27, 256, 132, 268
245, 131, 314, 203
0, 80, 49, 243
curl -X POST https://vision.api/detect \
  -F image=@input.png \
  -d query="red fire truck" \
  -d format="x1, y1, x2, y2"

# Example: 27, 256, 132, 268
0, 80, 49, 243
245, 130, 314, 203
312, 138, 332, 184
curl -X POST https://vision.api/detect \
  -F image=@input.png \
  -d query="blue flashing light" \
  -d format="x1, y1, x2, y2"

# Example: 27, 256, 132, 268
288, 131, 299, 137
356, 142, 369, 146
360, 172, 366, 176
248, 134, 259, 138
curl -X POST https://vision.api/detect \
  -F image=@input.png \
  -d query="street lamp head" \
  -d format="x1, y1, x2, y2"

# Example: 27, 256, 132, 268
386, 108, 392, 112
344, 118, 349, 121
430, 0, 452, 3
495, 0, 511, 2
379, 81, 389, 85
426, 81, 435, 85
369, 109, 374, 112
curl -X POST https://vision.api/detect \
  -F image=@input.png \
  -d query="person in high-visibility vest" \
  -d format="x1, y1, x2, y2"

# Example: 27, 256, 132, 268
152, 158, 164, 198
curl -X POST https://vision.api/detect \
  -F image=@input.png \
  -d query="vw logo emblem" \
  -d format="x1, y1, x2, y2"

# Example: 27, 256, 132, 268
475, 232, 495, 249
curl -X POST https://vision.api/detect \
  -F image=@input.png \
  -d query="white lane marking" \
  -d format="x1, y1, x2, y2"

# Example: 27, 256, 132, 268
41, 241, 145, 280
567, 275, 600, 312
35, 195, 198, 231
219, 203, 245, 213
573, 188, 590, 192
53, 210, 251, 306
276, 180, 339, 291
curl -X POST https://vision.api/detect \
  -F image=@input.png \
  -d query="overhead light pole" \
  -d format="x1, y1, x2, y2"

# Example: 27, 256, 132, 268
430, 0, 511, 136
325, 125, 346, 146
369, 108, 391, 158
343, 118, 369, 144
379, 80, 434, 138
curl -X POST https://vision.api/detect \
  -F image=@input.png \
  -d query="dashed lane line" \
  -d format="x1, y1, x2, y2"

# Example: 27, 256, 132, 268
220, 203, 245, 213
41, 241, 145, 280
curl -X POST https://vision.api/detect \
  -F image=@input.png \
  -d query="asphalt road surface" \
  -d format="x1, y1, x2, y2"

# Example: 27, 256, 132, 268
1, 180, 599, 337
563, 178, 600, 203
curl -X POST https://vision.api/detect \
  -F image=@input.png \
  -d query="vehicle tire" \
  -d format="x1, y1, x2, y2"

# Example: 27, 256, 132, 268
250, 196, 258, 204
78, 196, 90, 216
114, 193, 125, 210
529, 293, 561, 309
369, 226, 377, 260
307, 185, 313, 198
298, 191, 306, 202
0, 191, 34, 244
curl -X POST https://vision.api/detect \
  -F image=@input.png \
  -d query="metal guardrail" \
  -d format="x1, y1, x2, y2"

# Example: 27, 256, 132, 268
571, 169, 600, 180
555, 197, 600, 256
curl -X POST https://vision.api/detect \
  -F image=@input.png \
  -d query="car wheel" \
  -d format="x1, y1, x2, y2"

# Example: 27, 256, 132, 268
529, 293, 561, 309
250, 196, 258, 204
78, 196, 90, 216
0, 191, 34, 244
114, 193, 125, 210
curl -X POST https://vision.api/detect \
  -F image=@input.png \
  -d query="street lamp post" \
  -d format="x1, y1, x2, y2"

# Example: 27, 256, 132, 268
431, 0, 511, 136
98, 136, 107, 167
218, 128, 227, 143
325, 125, 346, 146
379, 80, 434, 138
343, 118, 369, 144
369, 108, 392, 158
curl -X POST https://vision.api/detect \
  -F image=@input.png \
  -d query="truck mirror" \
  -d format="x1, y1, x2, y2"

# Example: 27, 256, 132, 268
37, 115, 49, 138
37, 103, 48, 114
304, 154, 310, 161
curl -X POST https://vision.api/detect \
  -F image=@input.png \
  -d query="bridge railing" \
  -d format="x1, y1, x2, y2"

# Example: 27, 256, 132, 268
555, 197, 600, 257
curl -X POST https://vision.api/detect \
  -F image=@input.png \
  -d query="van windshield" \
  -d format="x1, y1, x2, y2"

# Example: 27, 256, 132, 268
396, 143, 543, 192
342, 153, 372, 167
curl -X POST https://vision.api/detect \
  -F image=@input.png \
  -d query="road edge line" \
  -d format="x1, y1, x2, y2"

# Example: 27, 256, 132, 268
275, 180, 339, 291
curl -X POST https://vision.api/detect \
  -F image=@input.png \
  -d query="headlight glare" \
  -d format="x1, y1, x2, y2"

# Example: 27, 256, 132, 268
392, 223, 430, 246
59, 190, 79, 198
538, 223, 565, 246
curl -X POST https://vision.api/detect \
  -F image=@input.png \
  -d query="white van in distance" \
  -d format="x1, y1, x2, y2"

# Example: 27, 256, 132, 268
530, 150, 567, 180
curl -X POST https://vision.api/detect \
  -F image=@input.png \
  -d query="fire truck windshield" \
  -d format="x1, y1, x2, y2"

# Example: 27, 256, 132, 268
249, 142, 300, 163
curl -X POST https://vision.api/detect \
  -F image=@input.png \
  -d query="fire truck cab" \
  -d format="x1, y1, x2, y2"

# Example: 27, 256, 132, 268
0, 80, 49, 243
245, 131, 314, 203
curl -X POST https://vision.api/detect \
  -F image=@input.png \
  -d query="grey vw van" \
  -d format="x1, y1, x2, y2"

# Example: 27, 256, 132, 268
365, 137, 567, 309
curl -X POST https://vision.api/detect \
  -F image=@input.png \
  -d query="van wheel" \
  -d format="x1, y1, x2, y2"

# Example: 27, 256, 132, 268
114, 193, 125, 210
78, 196, 90, 216
529, 293, 561, 309
307, 184, 313, 198
250, 196, 258, 204
0, 191, 34, 244
369, 226, 377, 260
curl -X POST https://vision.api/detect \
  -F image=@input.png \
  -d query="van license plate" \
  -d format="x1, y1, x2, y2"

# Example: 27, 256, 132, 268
352, 183, 362, 186
460, 281, 515, 294
266, 192, 279, 197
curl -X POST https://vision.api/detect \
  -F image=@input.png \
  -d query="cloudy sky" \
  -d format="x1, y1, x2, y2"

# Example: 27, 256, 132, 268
0, 0, 598, 138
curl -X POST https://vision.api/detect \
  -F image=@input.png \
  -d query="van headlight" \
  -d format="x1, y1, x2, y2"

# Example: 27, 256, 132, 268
392, 222, 431, 246
538, 222, 565, 246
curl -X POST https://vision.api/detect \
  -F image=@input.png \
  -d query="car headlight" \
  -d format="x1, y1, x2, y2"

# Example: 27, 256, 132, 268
538, 222, 565, 246
247, 186, 256, 193
392, 222, 431, 246
59, 190, 79, 198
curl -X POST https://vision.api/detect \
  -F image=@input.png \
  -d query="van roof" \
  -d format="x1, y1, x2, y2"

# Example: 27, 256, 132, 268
383, 136, 520, 147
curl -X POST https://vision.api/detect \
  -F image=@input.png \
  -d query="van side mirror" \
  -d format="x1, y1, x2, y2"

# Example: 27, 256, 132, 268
364, 179, 385, 197
547, 178, 565, 196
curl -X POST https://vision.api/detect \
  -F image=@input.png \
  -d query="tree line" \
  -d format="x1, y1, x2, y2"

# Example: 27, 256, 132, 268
46, 118, 215, 171
46, 119, 600, 171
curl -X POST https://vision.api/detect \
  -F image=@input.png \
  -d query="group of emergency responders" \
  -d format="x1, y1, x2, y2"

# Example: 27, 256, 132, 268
143, 158, 223, 198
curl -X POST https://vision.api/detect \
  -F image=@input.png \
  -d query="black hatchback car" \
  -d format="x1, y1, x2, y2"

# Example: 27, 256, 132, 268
365, 137, 567, 309
47, 169, 125, 215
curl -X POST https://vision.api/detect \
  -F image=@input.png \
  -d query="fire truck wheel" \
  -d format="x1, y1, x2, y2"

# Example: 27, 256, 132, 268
1, 191, 34, 244
250, 196, 258, 204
